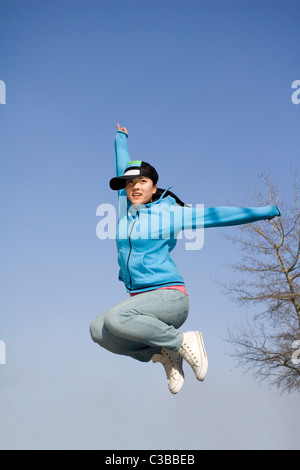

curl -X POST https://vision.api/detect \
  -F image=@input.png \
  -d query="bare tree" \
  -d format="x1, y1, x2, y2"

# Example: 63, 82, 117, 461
221, 169, 300, 393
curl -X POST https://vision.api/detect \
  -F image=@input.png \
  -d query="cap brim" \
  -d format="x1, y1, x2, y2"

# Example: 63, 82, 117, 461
109, 175, 134, 190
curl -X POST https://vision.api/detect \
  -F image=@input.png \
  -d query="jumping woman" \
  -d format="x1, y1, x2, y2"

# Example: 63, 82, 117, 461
90, 125, 280, 394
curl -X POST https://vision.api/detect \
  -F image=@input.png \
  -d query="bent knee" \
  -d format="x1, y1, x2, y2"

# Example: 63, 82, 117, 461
89, 315, 105, 344
104, 306, 125, 335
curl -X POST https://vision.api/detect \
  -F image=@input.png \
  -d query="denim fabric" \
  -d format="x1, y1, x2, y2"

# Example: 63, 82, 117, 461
90, 289, 189, 362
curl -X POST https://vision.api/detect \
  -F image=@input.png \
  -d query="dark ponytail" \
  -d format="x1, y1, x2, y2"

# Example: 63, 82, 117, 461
152, 188, 188, 207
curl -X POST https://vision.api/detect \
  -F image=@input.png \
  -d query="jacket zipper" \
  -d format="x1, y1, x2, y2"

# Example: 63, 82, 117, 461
127, 210, 139, 290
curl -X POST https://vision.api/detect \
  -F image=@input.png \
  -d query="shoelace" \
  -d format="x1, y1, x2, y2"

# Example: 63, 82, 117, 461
180, 342, 199, 366
160, 349, 180, 379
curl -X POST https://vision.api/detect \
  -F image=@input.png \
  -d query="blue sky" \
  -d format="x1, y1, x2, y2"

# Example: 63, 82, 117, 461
0, 0, 299, 450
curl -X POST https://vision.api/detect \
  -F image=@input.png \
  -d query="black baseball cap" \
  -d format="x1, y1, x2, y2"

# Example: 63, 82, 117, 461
110, 160, 159, 190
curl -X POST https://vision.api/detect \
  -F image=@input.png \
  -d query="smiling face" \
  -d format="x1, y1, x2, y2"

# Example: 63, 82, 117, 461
125, 176, 157, 207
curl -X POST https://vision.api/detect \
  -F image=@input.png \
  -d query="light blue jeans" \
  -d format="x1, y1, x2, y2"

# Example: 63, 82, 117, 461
90, 289, 189, 362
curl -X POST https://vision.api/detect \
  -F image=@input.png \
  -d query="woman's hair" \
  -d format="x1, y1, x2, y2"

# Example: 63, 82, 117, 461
140, 162, 187, 206
152, 187, 187, 207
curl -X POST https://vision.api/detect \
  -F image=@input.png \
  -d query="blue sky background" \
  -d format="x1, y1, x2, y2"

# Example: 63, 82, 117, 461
0, 0, 299, 450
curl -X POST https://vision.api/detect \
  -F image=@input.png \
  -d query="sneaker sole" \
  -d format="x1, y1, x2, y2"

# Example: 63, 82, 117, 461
170, 375, 184, 394
195, 331, 208, 381
169, 356, 184, 394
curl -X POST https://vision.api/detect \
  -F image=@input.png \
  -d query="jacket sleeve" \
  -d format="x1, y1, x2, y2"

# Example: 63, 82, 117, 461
170, 204, 281, 236
114, 130, 130, 177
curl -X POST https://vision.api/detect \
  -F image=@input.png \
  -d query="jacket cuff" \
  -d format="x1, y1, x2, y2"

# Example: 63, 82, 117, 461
117, 130, 128, 137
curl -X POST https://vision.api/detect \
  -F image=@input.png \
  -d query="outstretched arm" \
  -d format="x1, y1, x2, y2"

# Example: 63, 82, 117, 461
179, 204, 281, 232
159, 203, 281, 238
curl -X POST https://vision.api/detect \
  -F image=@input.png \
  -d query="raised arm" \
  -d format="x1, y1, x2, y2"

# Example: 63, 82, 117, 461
114, 124, 130, 177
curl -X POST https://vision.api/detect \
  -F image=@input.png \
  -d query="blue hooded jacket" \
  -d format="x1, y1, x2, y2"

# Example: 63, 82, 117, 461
113, 130, 281, 294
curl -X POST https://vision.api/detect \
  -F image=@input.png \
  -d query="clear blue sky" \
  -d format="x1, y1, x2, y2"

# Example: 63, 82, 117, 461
0, 0, 299, 450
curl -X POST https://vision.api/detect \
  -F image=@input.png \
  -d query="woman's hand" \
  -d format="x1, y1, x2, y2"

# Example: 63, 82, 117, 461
117, 124, 128, 134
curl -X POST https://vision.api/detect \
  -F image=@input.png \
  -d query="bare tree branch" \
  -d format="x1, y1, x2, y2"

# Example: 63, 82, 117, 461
221, 169, 300, 393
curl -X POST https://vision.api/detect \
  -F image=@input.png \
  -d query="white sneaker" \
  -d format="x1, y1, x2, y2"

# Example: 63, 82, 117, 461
178, 331, 208, 381
152, 348, 184, 394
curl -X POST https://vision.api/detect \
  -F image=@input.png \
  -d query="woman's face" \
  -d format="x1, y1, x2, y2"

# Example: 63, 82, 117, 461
125, 176, 157, 206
